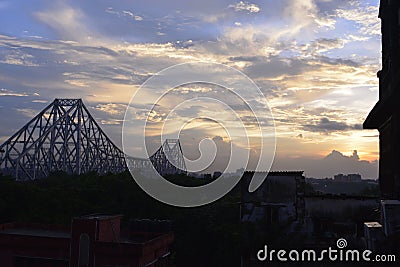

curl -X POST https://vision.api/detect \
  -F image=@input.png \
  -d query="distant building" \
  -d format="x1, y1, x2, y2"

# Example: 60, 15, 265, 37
240, 171, 305, 225
306, 177, 379, 195
0, 214, 173, 267
333, 173, 362, 182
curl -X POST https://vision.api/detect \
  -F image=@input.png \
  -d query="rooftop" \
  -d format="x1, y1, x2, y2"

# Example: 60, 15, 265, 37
0, 216, 173, 245
77, 214, 123, 220
0, 228, 70, 238
0, 223, 70, 238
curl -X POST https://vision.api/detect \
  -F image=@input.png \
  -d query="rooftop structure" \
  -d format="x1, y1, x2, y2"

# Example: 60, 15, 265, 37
364, 0, 400, 199
0, 214, 173, 267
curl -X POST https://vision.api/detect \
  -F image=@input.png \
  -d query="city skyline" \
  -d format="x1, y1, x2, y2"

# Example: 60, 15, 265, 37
0, 0, 380, 178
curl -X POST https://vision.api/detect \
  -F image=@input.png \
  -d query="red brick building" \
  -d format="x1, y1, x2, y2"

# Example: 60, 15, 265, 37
0, 214, 174, 267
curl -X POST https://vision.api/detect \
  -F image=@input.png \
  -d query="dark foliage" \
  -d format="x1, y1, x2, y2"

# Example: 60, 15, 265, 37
0, 172, 241, 267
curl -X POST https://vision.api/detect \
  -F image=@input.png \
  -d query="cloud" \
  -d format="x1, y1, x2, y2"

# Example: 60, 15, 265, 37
92, 103, 127, 116
272, 149, 378, 179
335, 2, 380, 36
303, 117, 362, 133
178, 131, 251, 173
89, 103, 129, 128
0, 88, 29, 97
0, 50, 39, 67
0, 0, 381, 177
34, 1, 94, 42
100, 119, 122, 125
299, 38, 346, 56
280, 0, 321, 38
229, 1, 261, 13
173, 85, 213, 94
105, 7, 143, 21
0, 26, 379, 168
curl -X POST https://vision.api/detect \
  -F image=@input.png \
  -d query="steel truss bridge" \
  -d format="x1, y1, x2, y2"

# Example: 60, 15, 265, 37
0, 99, 186, 180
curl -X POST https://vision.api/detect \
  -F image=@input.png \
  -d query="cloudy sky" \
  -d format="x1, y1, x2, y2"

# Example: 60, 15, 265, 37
0, 0, 381, 178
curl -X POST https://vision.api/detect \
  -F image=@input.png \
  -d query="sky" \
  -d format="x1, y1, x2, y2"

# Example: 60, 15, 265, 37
0, 0, 381, 178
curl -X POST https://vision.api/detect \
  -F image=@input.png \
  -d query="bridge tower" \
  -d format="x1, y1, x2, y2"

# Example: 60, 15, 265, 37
149, 139, 187, 176
0, 99, 126, 180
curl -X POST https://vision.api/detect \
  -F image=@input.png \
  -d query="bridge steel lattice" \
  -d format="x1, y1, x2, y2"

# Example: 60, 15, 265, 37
0, 99, 186, 180
149, 139, 187, 176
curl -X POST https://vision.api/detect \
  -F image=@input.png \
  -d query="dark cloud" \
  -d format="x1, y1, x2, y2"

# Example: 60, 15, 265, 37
228, 56, 262, 62
303, 117, 362, 133
272, 149, 378, 179
240, 52, 361, 83
173, 105, 205, 118
181, 133, 232, 173
316, 55, 360, 67
243, 56, 315, 79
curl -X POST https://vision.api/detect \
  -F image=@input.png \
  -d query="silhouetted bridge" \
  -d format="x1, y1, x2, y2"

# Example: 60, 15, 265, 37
0, 99, 186, 180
